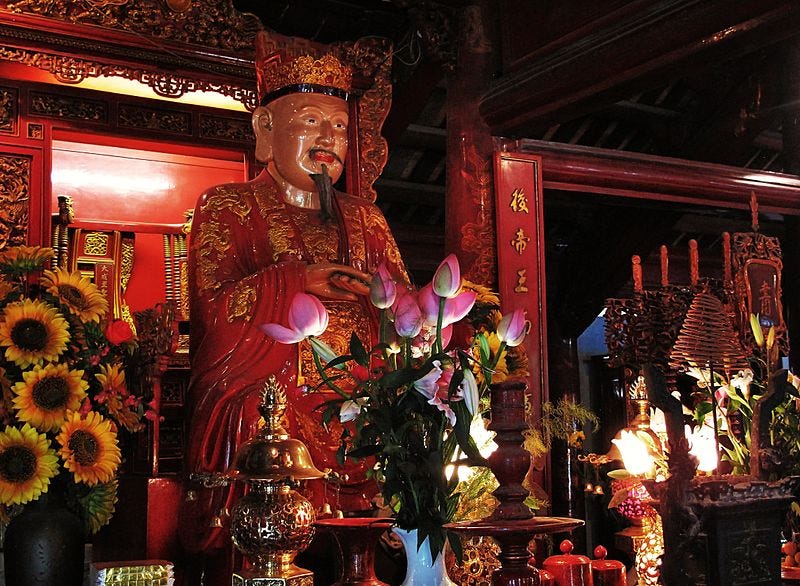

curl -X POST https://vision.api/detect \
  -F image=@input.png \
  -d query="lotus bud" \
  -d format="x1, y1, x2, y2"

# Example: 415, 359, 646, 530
432, 254, 461, 298
369, 263, 396, 309
496, 309, 527, 347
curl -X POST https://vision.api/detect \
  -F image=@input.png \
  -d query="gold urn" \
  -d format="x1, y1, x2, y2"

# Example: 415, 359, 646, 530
230, 376, 325, 586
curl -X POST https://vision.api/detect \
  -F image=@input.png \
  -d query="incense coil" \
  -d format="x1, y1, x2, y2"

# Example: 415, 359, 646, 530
669, 291, 749, 377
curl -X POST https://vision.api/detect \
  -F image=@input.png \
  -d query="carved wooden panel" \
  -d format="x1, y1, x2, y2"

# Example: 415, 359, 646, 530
0, 86, 17, 134
198, 114, 251, 142
4, 0, 260, 52
0, 154, 30, 249
118, 104, 190, 134
0, 47, 256, 110
29, 91, 107, 122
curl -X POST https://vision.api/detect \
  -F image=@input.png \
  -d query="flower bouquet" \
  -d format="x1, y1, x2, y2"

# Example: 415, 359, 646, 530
0, 245, 150, 534
261, 254, 527, 560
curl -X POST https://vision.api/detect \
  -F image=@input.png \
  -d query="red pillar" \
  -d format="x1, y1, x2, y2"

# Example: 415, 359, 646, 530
444, 2, 498, 286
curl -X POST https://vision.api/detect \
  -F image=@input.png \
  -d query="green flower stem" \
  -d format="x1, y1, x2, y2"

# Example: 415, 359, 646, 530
484, 340, 508, 386
379, 308, 390, 364
310, 339, 349, 398
435, 296, 445, 354
404, 337, 412, 366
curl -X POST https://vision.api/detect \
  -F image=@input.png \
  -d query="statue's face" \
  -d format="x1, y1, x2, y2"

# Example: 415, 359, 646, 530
259, 92, 349, 193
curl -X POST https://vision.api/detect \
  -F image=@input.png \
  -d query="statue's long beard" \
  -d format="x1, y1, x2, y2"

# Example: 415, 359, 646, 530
310, 164, 335, 223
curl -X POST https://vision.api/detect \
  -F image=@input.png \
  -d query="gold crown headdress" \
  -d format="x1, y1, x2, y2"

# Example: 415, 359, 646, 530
256, 31, 353, 106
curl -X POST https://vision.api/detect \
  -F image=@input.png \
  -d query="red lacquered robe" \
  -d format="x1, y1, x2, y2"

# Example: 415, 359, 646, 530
182, 171, 407, 553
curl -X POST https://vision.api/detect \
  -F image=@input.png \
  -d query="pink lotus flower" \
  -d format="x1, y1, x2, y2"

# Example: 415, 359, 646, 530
411, 324, 453, 357
432, 254, 461, 298
393, 289, 424, 338
369, 263, 397, 309
414, 360, 458, 426
260, 292, 329, 344
419, 284, 477, 328
496, 309, 527, 347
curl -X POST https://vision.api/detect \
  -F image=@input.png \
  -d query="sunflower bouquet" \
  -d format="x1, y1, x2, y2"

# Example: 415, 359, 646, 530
0, 245, 150, 534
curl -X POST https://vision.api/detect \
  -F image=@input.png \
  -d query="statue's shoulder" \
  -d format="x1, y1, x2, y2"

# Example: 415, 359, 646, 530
197, 178, 278, 224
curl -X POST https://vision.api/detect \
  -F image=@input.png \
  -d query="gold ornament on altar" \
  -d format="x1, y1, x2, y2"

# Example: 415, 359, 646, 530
229, 375, 325, 586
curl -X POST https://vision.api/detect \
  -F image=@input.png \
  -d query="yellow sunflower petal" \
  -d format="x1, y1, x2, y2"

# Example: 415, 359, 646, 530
0, 423, 58, 505
12, 363, 88, 432
0, 299, 70, 368
57, 411, 120, 486
0, 246, 54, 276
41, 268, 108, 323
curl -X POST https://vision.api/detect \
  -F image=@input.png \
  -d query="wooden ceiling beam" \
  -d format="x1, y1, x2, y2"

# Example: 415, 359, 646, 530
507, 139, 800, 215
481, 0, 800, 136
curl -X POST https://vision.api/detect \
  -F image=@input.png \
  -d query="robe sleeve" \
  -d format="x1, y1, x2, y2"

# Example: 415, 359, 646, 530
186, 186, 307, 473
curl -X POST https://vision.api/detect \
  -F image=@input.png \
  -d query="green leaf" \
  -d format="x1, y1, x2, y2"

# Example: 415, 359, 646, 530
694, 401, 713, 424
477, 333, 490, 365
447, 530, 463, 564
326, 354, 354, 369
349, 331, 369, 366
452, 402, 486, 465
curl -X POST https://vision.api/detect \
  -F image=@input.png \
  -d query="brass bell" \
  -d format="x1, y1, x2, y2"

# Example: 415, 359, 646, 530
210, 515, 223, 528
320, 503, 333, 516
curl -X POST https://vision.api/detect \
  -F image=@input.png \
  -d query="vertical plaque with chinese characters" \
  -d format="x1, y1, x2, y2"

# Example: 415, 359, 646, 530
493, 152, 547, 415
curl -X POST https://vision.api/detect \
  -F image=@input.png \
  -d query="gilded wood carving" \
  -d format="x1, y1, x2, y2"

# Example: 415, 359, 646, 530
0, 154, 30, 249
4, 0, 260, 51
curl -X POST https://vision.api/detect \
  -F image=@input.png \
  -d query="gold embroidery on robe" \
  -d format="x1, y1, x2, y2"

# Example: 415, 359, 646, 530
299, 222, 338, 263
338, 199, 367, 270
253, 182, 281, 220
226, 278, 257, 322
267, 215, 296, 261
193, 219, 232, 292
298, 300, 372, 388
202, 186, 253, 227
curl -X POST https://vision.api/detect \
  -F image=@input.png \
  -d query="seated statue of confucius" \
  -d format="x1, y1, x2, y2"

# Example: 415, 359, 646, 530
180, 31, 408, 582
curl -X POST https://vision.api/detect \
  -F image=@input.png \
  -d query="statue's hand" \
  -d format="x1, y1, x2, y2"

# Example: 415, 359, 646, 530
305, 263, 371, 301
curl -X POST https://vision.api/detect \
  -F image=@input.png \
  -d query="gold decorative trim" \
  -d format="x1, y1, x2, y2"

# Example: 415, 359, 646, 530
0, 46, 257, 110
349, 37, 392, 203
118, 104, 190, 134
27, 122, 42, 139
0, 154, 30, 249
0, 86, 17, 134
198, 114, 251, 141
30, 90, 107, 121
6, 0, 261, 52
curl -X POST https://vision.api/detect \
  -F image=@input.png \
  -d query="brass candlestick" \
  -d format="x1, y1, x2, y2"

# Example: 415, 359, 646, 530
230, 375, 325, 585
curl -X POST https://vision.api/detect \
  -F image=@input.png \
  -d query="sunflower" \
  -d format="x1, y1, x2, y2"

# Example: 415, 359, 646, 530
13, 363, 88, 432
41, 268, 108, 323
0, 299, 70, 368
472, 331, 509, 385
0, 246, 54, 276
57, 411, 120, 486
0, 423, 58, 505
96, 363, 141, 432
0, 277, 12, 301
76, 478, 118, 534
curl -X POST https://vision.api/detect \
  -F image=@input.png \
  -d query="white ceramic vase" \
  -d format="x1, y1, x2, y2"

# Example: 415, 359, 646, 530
392, 527, 456, 586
